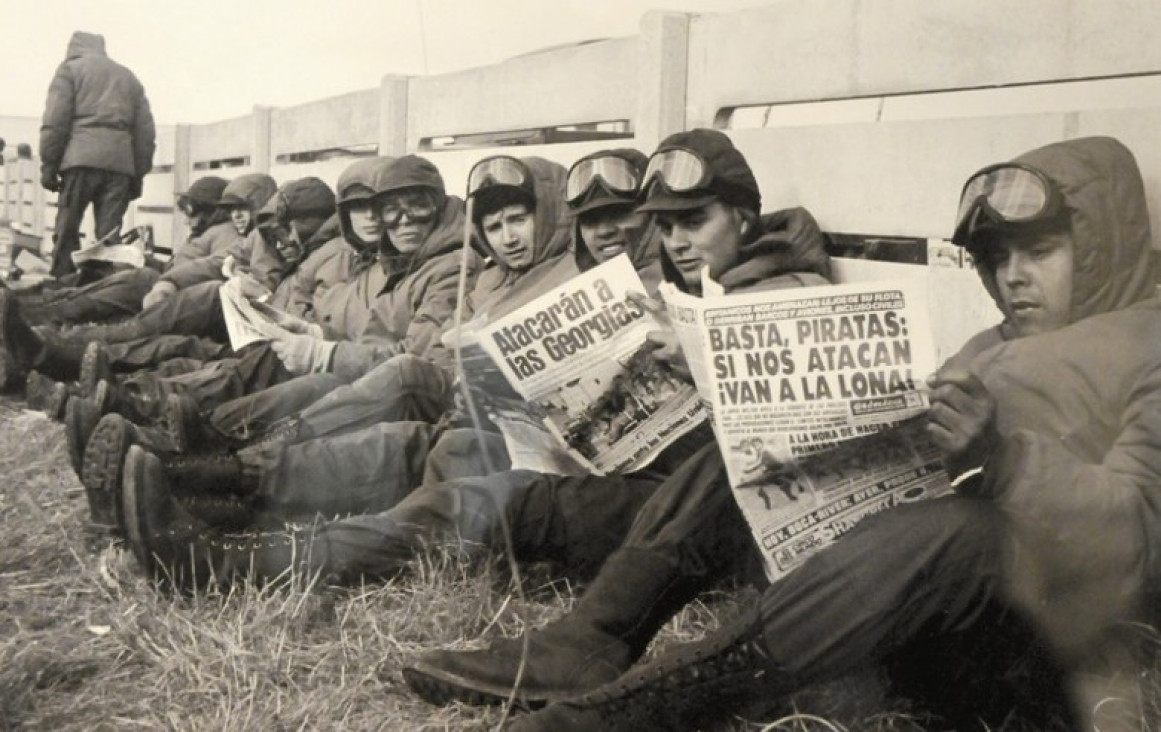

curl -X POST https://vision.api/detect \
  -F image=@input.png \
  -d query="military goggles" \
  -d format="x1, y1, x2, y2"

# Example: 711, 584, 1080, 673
953, 163, 1063, 245
177, 197, 213, 217
467, 156, 530, 197
641, 148, 714, 196
260, 222, 302, 261
565, 155, 640, 205
378, 193, 438, 229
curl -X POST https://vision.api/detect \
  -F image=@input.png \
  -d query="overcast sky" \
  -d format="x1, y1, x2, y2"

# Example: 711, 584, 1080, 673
2, 0, 774, 125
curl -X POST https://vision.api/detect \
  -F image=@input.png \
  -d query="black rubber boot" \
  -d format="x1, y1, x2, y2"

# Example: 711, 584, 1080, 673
404, 547, 707, 709
506, 604, 790, 732
78, 340, 112, 398
177, 492, 255, 533
121, 445, 303, 593
64, 394, 103, 480
80, 412, 180, 533
28, 332, 89, 382
0, 289, 45, 388
26, 370, 73, 420
162, 451, 256, 497
162, 391, 242, 455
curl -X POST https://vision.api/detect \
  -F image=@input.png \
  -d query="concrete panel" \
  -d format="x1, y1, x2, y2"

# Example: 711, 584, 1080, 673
727, 107, 1161, 242
379, 75, 410, 157
269, 157, 364, 193
634, 11, 690, 153
152, 123, 177, 167
190, 115, 254, 164
271, 90, 379, 156
686, 0, 1161, 126
407, 37, 638, 146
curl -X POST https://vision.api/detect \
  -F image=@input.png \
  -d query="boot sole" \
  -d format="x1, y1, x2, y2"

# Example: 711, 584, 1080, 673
121, 444, 152, 570
64, 397, 90, 477
81, 414, 135, 534
79, 341, 109, 398
26, 372, 68, 421
401, 662, 562, 710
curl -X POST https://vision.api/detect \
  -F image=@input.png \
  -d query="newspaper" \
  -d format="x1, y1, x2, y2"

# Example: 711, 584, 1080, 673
661, 278, 952, 580
219, 276, 316, 350
462, 254, 706, 476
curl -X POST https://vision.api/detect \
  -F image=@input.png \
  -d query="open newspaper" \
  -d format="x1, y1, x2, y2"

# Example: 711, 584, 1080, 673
219, 276, 317, 350
460, 254, 706, 476
661, 278, 952, 581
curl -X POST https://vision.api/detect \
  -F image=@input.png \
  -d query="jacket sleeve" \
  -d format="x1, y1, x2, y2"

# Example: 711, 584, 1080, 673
39, 62, 75, 175
328, 256, 464, 381
160, 258, 227, 290
169, 232, 210, 269
277, 244, 341, 319
986, 362, 1161, 641
246, 236, 291, 294
131, 81, 156, 178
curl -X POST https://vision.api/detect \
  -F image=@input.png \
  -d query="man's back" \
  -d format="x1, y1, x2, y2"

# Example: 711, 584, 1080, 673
40, 31, 155, 180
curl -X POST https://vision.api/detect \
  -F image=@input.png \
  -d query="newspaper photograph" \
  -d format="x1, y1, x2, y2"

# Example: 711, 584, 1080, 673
465, 254, 706, 475
661, 279, 952, 580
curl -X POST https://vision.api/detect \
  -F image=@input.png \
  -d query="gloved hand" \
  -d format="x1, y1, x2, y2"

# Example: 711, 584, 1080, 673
279, 319, 325, 339
270, 333, 337, 375
221, 254, 238, 279
128, 176, 144, 201
41, 169, 61, 193
232, 272, 271, 301
141, 280, 178, 309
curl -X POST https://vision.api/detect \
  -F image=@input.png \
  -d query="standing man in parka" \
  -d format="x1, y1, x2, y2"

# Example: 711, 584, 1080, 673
40, 31, 156, 279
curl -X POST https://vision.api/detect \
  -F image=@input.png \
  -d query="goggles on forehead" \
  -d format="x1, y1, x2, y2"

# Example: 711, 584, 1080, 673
467, 156, 530, 197
565, 155, 640, 205
641, 147, 713, 196
953, 163, 1063, 245
379, 195, 438, 229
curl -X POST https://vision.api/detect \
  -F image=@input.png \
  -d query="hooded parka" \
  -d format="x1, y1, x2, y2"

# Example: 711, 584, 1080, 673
955, 137, 1161, 662
39, 31, 155, 181
319, 156, 479, 379
266, 158, 394, 319
161, 173, 277, 290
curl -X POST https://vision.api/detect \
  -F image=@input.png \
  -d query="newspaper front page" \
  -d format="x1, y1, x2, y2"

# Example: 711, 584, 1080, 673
662, 278, 952, 580
465, 254, 706, 475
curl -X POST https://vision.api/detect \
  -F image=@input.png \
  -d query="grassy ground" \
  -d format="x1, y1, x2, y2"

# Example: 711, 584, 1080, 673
0, 393, 1157, 731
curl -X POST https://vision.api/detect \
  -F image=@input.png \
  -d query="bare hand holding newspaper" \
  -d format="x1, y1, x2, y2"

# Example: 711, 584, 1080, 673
660, 277, 952, 581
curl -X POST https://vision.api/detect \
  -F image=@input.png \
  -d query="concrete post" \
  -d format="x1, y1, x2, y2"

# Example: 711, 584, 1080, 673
379, 74, 411, 155
251, 105, 273, 173
171, 124, 192, 248
635, 11, 690, 153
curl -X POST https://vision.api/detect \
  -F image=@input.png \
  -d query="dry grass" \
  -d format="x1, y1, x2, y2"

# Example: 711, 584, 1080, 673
1, 394, 1159, 731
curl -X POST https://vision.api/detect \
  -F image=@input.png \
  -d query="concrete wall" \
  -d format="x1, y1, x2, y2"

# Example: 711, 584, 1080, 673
4, 0, 1160, 355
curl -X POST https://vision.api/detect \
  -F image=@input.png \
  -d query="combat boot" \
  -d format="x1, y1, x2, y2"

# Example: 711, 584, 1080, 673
78, 340, 111, 397
64, 394, 103, 478
79, 412, 181, 532
506, 604, 791, 732
162, 450, 256, 497
404, 547, 706, 708
0, 289, 45, 388
162, 391, 241, 454
121, 445, 305, 593
25, 370, 74, 420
